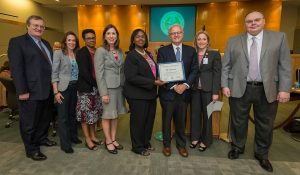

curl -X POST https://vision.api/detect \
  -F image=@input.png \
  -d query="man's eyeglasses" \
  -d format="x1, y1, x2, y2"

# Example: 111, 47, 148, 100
245, 18, 263, 24
169, 31, 183, 36
31, 24, 46, 30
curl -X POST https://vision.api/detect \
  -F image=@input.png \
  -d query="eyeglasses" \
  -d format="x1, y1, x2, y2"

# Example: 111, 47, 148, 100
245, 18, 263, 24
31, 24, 46, 30
85, 37, 96, 40
169, 31, 183, 36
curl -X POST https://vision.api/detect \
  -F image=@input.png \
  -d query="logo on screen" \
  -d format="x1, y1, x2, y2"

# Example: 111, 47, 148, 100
160, 11, 184, 36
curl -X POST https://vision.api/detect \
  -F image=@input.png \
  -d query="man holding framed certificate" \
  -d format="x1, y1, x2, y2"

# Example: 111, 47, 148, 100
157, 24, 198, 157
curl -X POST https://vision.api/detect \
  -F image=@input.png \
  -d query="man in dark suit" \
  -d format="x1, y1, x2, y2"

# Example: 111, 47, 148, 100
221, 11, 292, 172
8, 15, 56, 161
157, 24, 198, 157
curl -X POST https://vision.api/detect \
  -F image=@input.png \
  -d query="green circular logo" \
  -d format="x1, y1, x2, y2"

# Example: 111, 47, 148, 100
160, 11, 185, 36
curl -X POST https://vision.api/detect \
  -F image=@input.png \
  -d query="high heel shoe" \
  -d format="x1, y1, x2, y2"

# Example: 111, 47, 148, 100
85, 142, 98, 151
189, 141, 199, 149
112, 140, 123, 150
92, 139, 103, 145
105, 142, 118, 154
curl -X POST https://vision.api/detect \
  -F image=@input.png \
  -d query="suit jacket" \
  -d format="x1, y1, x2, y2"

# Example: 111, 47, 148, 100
192, 50, 222, 95
52, 49, 75, 92
221, 30, 292, 103
94, 47, 125, 96
123, 50, 157, 100
157, 44, 198, 101
76, 46, 97, 93
8, 33, 53, 100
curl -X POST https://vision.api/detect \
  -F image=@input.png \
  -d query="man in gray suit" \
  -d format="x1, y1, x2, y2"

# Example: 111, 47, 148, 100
221, 11, 292, 172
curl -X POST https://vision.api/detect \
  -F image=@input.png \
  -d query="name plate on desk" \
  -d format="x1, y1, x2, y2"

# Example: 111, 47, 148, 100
158, 62, 185, 82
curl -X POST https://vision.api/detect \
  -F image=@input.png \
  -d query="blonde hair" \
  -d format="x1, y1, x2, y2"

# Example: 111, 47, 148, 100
193, 30, 210, 53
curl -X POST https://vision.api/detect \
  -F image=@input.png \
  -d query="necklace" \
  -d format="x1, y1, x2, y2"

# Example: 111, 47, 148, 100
135, 49, 146, 56
110, 50, 117, 54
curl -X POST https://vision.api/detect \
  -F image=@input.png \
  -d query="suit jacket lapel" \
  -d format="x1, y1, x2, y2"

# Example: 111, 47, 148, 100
26, 34, 52, 65
260, 30, 268, 61
167, 45, 177, 62
240, 33, 249, 63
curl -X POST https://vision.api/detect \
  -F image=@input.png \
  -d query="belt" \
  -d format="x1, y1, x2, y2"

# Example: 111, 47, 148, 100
247, 81, 263, 86
69, 80, 77, 85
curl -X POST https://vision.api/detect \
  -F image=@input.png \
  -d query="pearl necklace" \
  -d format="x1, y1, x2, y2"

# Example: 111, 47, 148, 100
135, 49, 146, 56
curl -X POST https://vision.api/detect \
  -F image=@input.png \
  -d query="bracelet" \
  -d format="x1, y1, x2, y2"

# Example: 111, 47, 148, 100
54, 92, 60, 95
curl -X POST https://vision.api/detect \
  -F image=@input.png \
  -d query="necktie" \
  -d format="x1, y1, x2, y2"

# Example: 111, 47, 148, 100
249, 37, 258, 81
175, 47, 181, 62
38, 40, 51, 64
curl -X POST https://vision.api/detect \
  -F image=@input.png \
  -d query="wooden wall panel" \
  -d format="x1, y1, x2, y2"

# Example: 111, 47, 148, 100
77, 1, 282, 54
77, 5, 148, 51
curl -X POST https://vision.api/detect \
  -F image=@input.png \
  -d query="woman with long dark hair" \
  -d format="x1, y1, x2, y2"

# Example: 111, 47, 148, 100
94, 24, 127, 154
52, 31, 82, 153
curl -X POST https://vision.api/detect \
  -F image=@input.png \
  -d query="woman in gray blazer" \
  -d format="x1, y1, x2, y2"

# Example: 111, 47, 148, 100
52, 31, 82, 154
95, 24, 127, 154
190, 31, 221, 151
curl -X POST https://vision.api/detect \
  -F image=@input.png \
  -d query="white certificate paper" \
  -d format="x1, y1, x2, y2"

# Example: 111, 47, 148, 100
158, 62, 186, 82
206, 101, 224, 119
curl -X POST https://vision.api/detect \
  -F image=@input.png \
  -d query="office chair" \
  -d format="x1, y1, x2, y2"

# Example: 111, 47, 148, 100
0, 77, 18, 128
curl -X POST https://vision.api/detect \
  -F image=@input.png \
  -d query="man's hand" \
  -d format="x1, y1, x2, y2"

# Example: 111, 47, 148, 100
222, 87, 231, 97
174, 84, 187, 94
19, 93, 29, 100
277, 92, 290, 103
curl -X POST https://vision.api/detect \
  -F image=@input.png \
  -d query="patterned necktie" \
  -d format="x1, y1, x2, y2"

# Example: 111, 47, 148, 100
38, 40, 51, 64
249, 37, 258, 81
175, 47, 181, 62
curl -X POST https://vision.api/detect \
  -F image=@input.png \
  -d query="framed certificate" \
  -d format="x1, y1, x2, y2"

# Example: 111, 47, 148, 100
158, 62, 186, 82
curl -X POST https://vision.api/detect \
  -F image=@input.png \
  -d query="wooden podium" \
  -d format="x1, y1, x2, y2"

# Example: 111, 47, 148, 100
171, 91, 223, 139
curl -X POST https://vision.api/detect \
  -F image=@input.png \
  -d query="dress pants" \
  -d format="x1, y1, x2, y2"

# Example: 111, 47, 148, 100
127, 98, 156, 154
160, 94, 187, 148
19, 94, 53, 155
190, 89, 213, 146
57, 83, 78, 150
229, 84, 278, 159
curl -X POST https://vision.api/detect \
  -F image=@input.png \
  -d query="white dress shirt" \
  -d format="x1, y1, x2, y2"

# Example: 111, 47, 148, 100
247, 30, 263, 81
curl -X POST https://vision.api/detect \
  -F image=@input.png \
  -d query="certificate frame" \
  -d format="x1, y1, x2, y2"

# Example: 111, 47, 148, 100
158, 62, 186, 82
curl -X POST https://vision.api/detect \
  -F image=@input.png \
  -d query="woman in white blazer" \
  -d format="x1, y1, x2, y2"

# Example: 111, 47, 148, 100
52, 31, 82, 154
95, 24, 127, 154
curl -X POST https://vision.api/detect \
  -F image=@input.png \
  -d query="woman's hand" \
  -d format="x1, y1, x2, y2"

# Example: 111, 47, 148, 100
154, 79, 167, 86
212, 94, 219, 102
102, 95, 110, 104
55, 92, 64, 104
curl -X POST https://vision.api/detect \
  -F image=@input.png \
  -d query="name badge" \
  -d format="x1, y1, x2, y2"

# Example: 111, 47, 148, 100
203, 57, 208, 64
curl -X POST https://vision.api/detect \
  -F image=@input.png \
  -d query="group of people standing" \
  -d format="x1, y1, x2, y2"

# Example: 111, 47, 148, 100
7, 10, 292, 173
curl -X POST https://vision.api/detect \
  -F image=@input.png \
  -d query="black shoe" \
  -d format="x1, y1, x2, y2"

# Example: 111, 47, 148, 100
112, 140, 123, 150
62, 148, 74, 154
255, 155, 273, 172
85, 143, 98, 151
26, 152, 47, 161
105, 142, 118, 154
228, 149, 243, 159
189, 141, 199, 149
92, 139, 103, 145
40, 140, 57, 147
72, 138, 82, 144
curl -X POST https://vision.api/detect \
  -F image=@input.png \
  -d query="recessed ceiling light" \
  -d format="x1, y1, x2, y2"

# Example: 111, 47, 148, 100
55, 0, 60, 2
